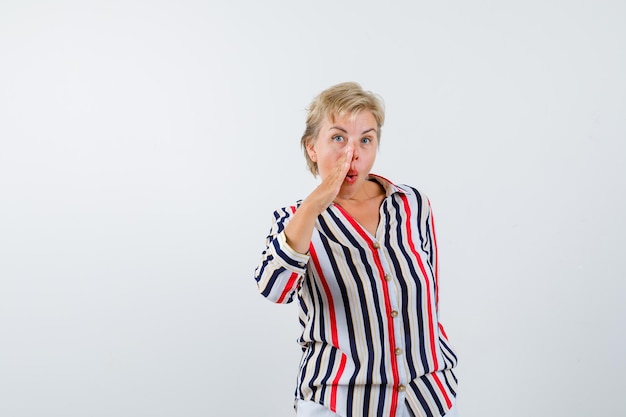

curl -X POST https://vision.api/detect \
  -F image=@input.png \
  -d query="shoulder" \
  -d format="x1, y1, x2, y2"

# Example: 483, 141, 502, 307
395, 184, 430, 202
369, 174, 429, 201
390, 184, 434, 219
270, 200, 304, 219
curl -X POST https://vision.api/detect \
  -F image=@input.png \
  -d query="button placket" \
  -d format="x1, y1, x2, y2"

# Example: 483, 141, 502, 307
377, 248, 408, 392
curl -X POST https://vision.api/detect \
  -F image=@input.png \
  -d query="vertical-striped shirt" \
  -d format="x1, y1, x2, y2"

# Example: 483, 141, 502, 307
254, 175, 458, 417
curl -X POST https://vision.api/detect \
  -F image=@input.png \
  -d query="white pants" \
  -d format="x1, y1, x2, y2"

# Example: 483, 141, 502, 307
296, 399, 459, 417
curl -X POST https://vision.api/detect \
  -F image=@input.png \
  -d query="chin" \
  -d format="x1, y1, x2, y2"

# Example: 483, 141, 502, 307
336, 184, 359, 200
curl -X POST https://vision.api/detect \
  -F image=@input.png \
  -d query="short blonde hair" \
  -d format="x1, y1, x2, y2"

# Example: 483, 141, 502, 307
301, 82, 385, 176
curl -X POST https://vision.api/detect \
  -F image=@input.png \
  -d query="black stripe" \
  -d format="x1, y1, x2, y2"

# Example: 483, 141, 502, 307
328, 208, 388, 412
383, 199, 418, 377
316, 220, 363, 415
410, 379, 435, 417
405, 399, 417, 417
259, 267, 286, 298
272, 237, 305, 269
440, 338, 458, 366
409, 187, 428, 252
318, 344, 336, 402
272, 208, 290, 234
442, 370, 457, 397
391, 196, 430, 373
297, 338, 316, 398
425, 209, 435, 268
375, 387, 386, 417
422, 376, 445, 415
254, 253, 273, 283
304, 273, 326, 397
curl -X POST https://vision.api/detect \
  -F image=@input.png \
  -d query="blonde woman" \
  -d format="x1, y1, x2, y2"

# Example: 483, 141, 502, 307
255, 82, 459, 417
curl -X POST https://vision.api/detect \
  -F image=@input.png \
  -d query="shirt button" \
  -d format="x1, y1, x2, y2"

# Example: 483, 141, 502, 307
395, 347, 403, 355
372, 242, 380, 249
390, 310, 398, 318
384, 274, 392, 281
397, 385, 406, 392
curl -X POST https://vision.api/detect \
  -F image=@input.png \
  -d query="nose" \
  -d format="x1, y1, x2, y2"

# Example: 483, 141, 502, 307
350, 142, 359, 160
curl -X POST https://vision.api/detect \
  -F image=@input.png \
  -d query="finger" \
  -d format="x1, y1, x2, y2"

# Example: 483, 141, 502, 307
337, 145, 353, 176
319, 146, 355, 203
345, 145, 354, 163
334, 149, 352, 184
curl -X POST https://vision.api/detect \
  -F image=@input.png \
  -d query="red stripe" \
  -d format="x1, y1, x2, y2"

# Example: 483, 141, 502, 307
400, 195, 439, 370
438, 323, 448, 340
333, 204, 400, 416
432, 372, 453, 408
310, 245, 340, 346
401, 196, 453, 407
276, 272, 299, 304
330, 353, 347, 411
310, 243, 345, 411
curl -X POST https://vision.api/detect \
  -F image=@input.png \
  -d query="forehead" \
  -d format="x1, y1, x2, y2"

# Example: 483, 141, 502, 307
325, 110, 376, 126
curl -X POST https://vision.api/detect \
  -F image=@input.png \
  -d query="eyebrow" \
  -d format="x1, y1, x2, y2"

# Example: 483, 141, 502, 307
329, 126, 377, 135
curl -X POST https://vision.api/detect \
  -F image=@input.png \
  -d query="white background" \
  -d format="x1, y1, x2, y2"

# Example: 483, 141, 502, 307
1, 1, 624, 416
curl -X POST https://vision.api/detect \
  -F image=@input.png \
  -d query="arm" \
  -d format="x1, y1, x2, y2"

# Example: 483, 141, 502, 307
283, 145, 354, 253
254, 207, 310, 304
254, 146, 354, 303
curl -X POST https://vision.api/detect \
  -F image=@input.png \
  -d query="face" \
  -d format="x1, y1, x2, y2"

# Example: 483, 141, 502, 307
306, 111, 379, 200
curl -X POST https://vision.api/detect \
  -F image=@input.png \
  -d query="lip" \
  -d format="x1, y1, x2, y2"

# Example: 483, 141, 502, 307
345, 170, 358, 184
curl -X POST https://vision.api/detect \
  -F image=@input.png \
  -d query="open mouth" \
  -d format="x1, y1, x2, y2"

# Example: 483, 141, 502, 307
345, 170, 358, 184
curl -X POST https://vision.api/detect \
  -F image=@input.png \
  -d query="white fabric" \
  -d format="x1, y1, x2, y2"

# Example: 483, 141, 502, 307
296, 399, 459, 417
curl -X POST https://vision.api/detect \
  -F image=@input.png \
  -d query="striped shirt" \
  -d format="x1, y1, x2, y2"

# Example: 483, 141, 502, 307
254, 175, 458, 417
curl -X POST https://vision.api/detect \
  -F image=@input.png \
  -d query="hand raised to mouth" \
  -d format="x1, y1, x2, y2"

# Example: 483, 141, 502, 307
312, 144, 354, 211
283, 145, 354, 254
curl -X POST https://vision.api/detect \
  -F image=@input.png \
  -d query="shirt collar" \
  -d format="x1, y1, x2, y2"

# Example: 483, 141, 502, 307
367, 174, 409, 197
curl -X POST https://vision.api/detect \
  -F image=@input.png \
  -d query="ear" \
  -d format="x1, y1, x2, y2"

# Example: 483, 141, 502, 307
306, 140, 317, 163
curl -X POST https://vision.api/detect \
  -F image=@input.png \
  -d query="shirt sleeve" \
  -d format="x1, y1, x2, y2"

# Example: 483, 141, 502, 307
254, 206, 310, 304
424, 198, 440, 307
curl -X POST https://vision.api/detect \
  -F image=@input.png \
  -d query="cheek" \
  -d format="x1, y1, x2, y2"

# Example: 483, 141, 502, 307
317, 147, 342, 164
361, 150, 378, 168
315, 150, 342, 176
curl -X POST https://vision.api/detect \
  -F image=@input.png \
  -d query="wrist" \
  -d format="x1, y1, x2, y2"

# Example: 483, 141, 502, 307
300, 197, 328, 217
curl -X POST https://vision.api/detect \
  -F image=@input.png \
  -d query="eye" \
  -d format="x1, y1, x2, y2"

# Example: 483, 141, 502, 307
361, 137, 372, 144
332, 135, 344, 142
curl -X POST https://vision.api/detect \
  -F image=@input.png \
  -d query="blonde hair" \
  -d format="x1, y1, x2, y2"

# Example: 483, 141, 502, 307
301, 82, 385, 176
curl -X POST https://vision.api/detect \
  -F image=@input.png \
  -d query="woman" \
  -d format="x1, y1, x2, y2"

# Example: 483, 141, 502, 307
254, 82, 458, 417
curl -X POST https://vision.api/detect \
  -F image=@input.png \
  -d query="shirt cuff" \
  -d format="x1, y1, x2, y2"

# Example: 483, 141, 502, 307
271, 231, 310, 272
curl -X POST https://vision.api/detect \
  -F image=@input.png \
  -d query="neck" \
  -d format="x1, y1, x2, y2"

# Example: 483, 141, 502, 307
335, 178, 384, 205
